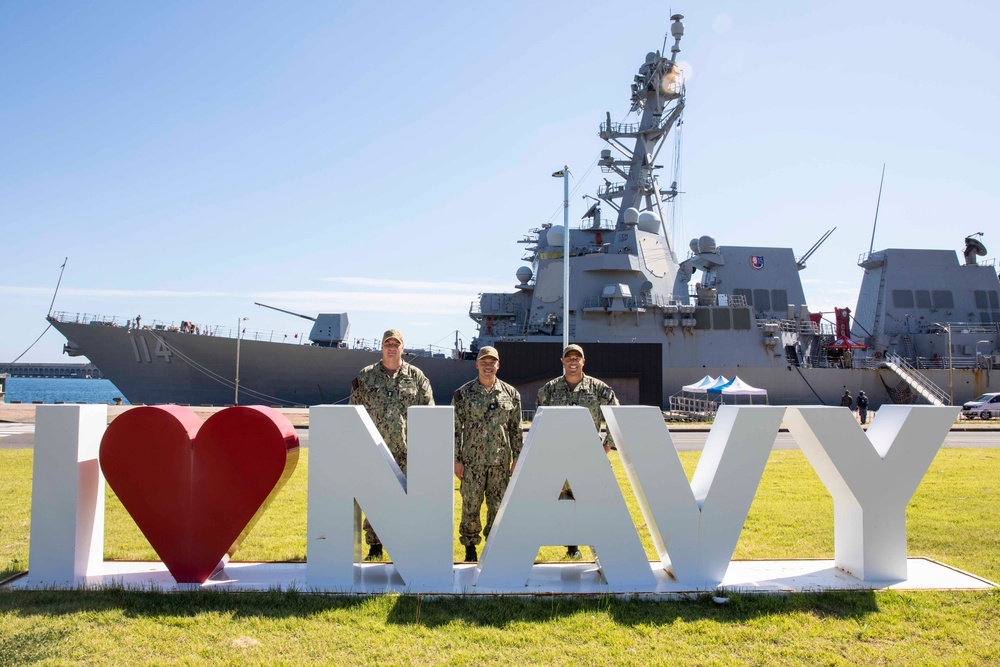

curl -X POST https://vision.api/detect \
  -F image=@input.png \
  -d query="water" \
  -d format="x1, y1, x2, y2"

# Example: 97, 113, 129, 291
2, 377, 131, 405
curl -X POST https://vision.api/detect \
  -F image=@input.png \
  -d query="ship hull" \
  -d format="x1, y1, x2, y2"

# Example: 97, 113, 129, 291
493, 341, 999, 410
50, 319, 475, 406
51, 320, 999, 409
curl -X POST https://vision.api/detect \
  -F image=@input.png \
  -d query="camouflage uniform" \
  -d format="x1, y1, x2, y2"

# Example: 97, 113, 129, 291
452, 378, 523, 547
536, 374, 619, 498
350, 360, 434, 546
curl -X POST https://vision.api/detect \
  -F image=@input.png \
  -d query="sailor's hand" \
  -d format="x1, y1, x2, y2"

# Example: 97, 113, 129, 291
454, 461, 464, 480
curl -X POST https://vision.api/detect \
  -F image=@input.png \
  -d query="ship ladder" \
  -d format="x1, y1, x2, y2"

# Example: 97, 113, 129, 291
883, 351, 949, 406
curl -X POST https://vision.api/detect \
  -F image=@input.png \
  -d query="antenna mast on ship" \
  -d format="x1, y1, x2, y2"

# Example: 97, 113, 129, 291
597, 13, 686, 259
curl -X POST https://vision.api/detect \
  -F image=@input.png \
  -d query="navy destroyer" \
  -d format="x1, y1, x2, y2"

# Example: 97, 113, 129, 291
47, 15, 1000, 410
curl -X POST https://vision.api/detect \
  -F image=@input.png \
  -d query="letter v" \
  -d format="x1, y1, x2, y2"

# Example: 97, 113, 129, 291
603, 405, 785, 588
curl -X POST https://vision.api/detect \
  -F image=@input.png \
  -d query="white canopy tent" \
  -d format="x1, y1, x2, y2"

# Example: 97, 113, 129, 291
681, 375, 716, 394
719, 376, 768, 404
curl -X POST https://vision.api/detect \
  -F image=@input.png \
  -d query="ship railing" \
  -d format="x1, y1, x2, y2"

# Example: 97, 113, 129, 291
914, 355, 981, 370
667, 393, 720, 420
574, 219, 617, 232
50, 310, 316, 346
599, 120, 642, 135
598, 183, 625, 197
469, 304, 517, 317
885, 351, 951, 405
924, 322, 999, 335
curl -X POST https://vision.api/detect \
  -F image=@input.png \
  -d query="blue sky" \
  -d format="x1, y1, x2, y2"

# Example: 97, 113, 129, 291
3, 1, 999, 364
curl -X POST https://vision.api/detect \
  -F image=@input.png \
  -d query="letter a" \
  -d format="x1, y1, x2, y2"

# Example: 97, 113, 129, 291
475, 407, 654, 591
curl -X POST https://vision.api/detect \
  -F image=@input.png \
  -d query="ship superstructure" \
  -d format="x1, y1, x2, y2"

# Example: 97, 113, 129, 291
46, 15, 1000, 410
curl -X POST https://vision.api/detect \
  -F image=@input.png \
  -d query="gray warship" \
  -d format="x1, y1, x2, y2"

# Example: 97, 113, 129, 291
47, 15, 1000, 410
467, 14, 1000, 410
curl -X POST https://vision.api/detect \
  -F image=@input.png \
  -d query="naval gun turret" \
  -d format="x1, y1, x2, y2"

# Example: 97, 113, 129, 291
254, 302, 350, 347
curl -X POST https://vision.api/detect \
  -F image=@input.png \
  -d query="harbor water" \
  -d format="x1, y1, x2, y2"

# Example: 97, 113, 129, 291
2, 377, 130, 405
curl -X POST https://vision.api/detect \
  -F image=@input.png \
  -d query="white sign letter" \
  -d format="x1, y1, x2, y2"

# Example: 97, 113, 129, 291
783, 405, 958, 581
475, 407, 654, 590
605, 405, 784, 587
27, 404, 107, 586
306, 405, 454, 591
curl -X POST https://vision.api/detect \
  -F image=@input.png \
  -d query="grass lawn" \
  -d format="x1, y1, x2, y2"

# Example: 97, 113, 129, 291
2, 446, 999, 665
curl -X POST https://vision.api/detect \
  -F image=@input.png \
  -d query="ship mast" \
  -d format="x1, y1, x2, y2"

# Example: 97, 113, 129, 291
598, 13, 686, 258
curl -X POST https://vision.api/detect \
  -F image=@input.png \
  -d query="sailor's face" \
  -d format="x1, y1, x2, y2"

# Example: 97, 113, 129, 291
382, 338, 402, 367
476, 356, 499, 384
562, 352, 584, 377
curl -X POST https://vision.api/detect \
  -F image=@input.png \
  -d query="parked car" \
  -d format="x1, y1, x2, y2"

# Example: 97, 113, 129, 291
961, 393, 1000, 420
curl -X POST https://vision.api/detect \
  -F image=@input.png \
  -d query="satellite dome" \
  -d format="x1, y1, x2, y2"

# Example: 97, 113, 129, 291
697, 235, 717, 254
547, 224, 565, 247
637, 211, 661, 234
624, 208, 640, 226
516, 266, 533, 285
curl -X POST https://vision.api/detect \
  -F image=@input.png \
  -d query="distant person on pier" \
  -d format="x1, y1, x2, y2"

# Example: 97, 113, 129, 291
135, 314, 141, 329
349, 328, 434, 561
857, 390, 870, 424
536, 343, 619, 560
840, 389, 853, 409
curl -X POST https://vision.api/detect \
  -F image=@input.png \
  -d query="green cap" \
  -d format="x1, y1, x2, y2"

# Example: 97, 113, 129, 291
562, 344, 584, 358
477, 346, 499, 360
382, 329, 404, 345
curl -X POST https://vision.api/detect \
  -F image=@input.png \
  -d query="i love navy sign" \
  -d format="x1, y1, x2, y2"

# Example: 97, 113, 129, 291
23, 403, 958, 593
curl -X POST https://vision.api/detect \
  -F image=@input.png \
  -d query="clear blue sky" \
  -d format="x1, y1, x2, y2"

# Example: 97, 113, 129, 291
3, 1, 998, 364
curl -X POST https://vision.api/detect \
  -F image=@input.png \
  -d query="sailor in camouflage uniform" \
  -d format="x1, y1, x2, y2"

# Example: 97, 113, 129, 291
350, 328, 434, 560
452, 346, 523, 563
535, 343, 619, 559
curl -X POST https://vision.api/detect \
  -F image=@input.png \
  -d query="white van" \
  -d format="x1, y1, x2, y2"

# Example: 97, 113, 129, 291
961, 393, 1000, 420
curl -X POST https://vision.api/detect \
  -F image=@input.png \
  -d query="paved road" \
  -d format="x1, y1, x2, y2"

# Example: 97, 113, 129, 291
3, 424, 998, 451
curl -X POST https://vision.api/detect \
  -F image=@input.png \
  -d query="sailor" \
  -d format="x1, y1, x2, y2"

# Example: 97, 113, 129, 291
349, 328, 434, 560
857, 390, 870, 424
452, 346, 523, 563
536, 343, 619, 560
840, 389, 853, 409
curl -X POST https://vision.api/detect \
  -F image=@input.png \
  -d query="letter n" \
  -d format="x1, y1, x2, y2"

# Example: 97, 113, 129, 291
306, 405, 454, 591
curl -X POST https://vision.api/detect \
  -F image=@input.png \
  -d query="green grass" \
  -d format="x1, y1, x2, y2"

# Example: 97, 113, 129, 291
3, 447, 1000, 665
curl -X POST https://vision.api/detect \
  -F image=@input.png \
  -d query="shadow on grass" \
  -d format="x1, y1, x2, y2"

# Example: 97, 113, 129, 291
382, 590, 881, 627
0, 587, 880, 628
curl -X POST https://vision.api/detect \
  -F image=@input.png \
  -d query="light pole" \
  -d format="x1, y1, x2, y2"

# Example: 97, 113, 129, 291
552, 166, 570, 350
933, 322, 953, 405
235, 316, 249, 405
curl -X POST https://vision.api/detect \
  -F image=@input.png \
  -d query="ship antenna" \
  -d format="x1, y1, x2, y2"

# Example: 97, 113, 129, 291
3, 257, 67, 373
868, 164, 885, 256
48, 257, 68, 317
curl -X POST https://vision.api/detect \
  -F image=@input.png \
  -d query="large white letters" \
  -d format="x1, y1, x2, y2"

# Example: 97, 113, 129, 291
604, 405, 785, 586
474, 407, 654, 590
27, 404, 107, 587
783, 405, 958, 580
24, 404, 962, 592
306, 405, 454, 591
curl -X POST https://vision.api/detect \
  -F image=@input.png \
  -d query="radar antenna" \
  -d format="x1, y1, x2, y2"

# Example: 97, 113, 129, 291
868, 163, 886, 256
964, 232, 988, 265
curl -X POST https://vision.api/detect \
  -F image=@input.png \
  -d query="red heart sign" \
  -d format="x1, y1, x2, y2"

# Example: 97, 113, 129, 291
99, 405, 299, 583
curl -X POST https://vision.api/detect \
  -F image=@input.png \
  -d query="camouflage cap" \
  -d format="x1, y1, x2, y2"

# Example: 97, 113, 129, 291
477, 346, 500, 360
562, 343, 585, 358
382, 329, 404, 345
